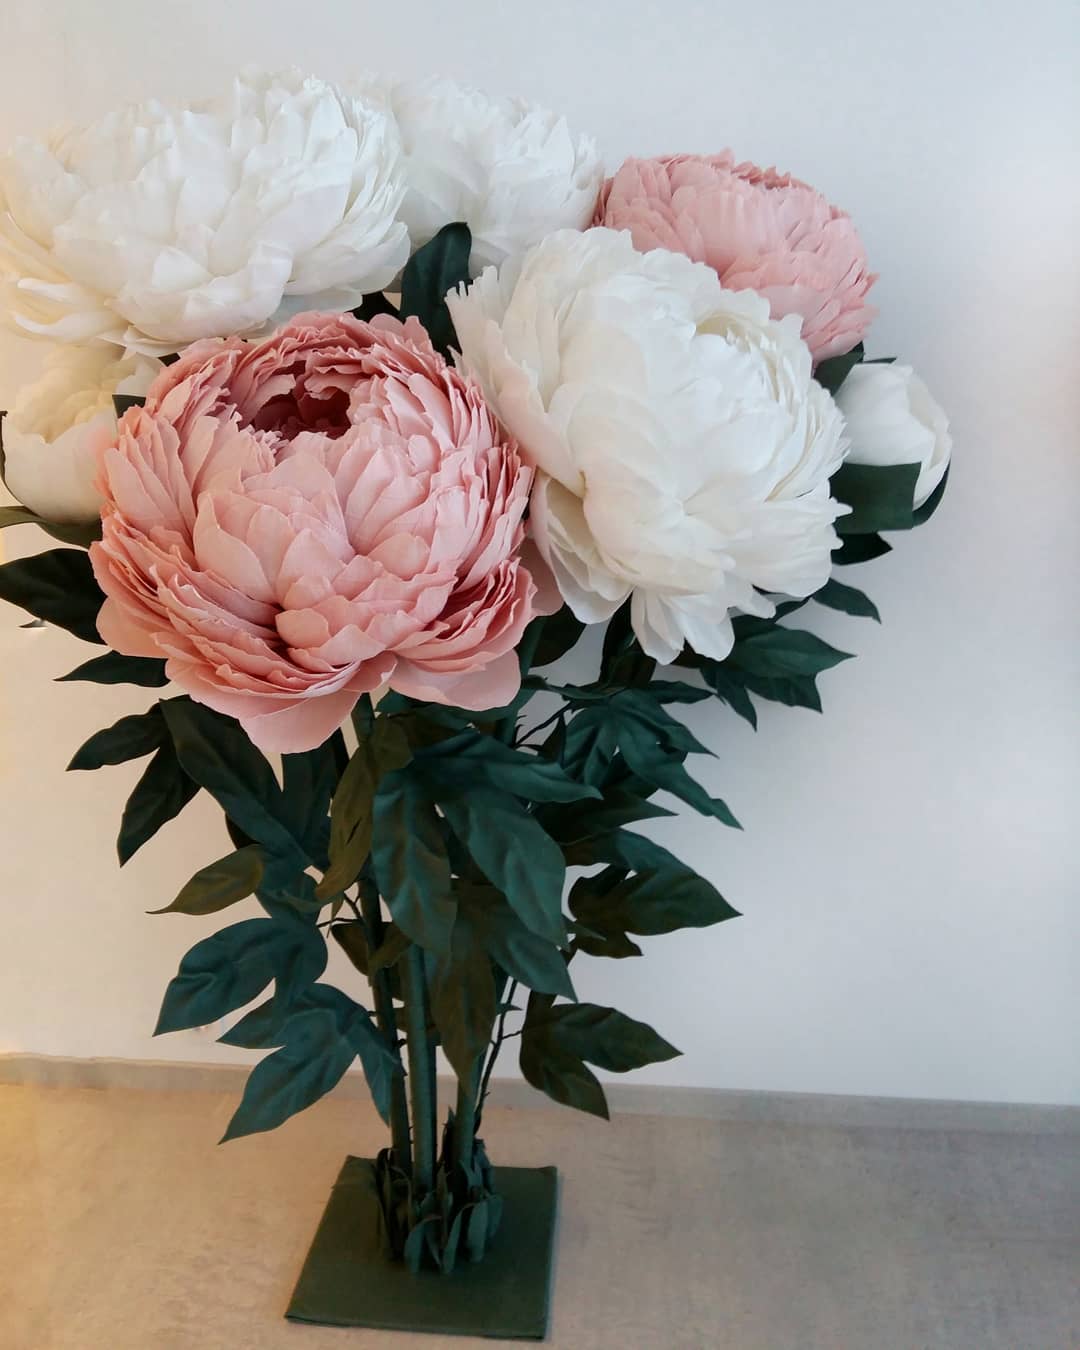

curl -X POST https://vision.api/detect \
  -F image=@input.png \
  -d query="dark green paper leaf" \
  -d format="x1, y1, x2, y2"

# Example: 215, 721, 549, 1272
68, 708, 165, 770
437, 785, 566, 947
813, 342, 864, 395
160, 699, 307, 873
154, 918, 282, 1034
116, 742, 200, 864
728, 627, 853, 679
459, 884, 575, 999
831, 462, 921, 535
151, 845, 264, 916
398, 222, 472, 357
58, 651, 169, 687
813, 578, 881, 621
319, 719, 412, 899
429, 911, 497, 1078
0, 548, 105, 642
0, 505, 102, 548
372, 769, 456, 953
832, 532, 892, 566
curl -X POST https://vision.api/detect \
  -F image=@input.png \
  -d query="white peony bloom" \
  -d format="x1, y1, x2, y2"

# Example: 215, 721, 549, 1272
0, 69, 409, 354
2, 346, 161, 522
835, 362, 951, 508
448, 228, 848, 664
365, 75, 603, 275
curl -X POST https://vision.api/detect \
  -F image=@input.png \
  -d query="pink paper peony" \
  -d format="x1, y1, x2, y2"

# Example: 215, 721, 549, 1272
595, 153, 876, 363
90, 312, 541, 752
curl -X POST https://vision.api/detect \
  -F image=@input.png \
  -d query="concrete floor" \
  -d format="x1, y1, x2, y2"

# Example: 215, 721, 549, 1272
0, 1083, 1076, 1350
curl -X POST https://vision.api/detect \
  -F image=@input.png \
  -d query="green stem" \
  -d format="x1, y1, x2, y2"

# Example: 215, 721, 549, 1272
402, 946, 437, 1194
358, 886, 411, 1176
452, 1059, 482, 1171
477, 979, 519, 1119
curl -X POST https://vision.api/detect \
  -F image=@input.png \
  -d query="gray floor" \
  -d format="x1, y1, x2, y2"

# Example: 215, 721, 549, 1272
0, 1082, 1076, 1349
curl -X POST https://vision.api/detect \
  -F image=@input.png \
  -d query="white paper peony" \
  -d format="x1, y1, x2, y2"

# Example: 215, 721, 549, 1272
0, 69, 409, 354
2, 346, 161, 522
449, 228, 849, 663
365, 75, 603, 275
835, 362, 951, 508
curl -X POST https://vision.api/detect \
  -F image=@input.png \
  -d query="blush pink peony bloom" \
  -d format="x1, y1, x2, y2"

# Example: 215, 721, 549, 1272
595, 153, 876, 363
90, 312, 542, 752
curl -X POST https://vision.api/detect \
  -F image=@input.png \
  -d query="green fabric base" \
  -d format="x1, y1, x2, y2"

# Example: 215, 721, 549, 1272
286, 1156, 559, 1339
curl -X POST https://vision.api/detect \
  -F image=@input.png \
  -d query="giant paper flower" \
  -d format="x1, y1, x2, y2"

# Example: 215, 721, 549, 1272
90, 311, 539, 752
595, 154, 875, 363
1, 345, 161, 523
0, 69, 409, 355
449, 228, 848, 663
366, 75, 603, 275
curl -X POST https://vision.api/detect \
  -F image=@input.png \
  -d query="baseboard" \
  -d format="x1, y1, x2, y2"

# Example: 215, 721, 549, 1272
2, 1052, 1075, 1134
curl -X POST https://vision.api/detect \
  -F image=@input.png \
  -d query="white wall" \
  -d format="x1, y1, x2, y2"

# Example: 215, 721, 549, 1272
1, 0, 1077, 1105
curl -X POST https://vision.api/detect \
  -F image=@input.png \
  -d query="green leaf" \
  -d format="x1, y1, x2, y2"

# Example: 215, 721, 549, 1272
813, 578, 881, 621
351, 292, 400, 323
421, 730, 600, 804
912, 464, 949, 526
117, 742, 200, 864
160, 699, 308, 874
831, 462, 921, 534
330, 921, 370, 975
520, 997, 609, 1120
429, 910, 497, 1078
736, 672, 823, 713
616, 735, 740, 826
151, 845, 264, 916
560, 711, 619, 787
0, 505, 102, 548
832, 532, 892, 566
154, 918, 282, 1034
813, 342, 864, 395
319, 719, 411, 899
68, 708, 165, 770
221, 1006, 357, 1142
398, 222, 472, 357
570, 864, 739, 937
436, 785, 566, 947
570, 924, 643, 960
728, 627, 853, 679
372, 769, 456, 953
538, 787, 675, 847
610, 689, 713, 757
694, 663, 759, 728
280, 741, 340, 868
0, 548, 105, 642
638, 680, 713, 705
459, 884, 575, 999
600, 603, 656, 686
58, 651, 169, 687
368, 924, 411, 975
112, 393, 144, 418
531, 1003, 680, 1073
527, 607, 586, 668
217, 997, 286, 1049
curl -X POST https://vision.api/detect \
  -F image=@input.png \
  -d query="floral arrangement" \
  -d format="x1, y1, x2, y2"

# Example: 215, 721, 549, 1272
0, 69, 949, 1295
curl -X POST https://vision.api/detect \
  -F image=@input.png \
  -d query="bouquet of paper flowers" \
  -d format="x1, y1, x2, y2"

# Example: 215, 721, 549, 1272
0, 68, 949, 1328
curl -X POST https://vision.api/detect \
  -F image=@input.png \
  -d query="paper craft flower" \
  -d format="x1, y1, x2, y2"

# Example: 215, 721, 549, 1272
1, 346, 160, 522
595, 153, 875, 363
0, 69, 409, 355
449, 228, 848, 664
90, 311, 539, 751
368, 74, 603, 275
835, 362, 951, 507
